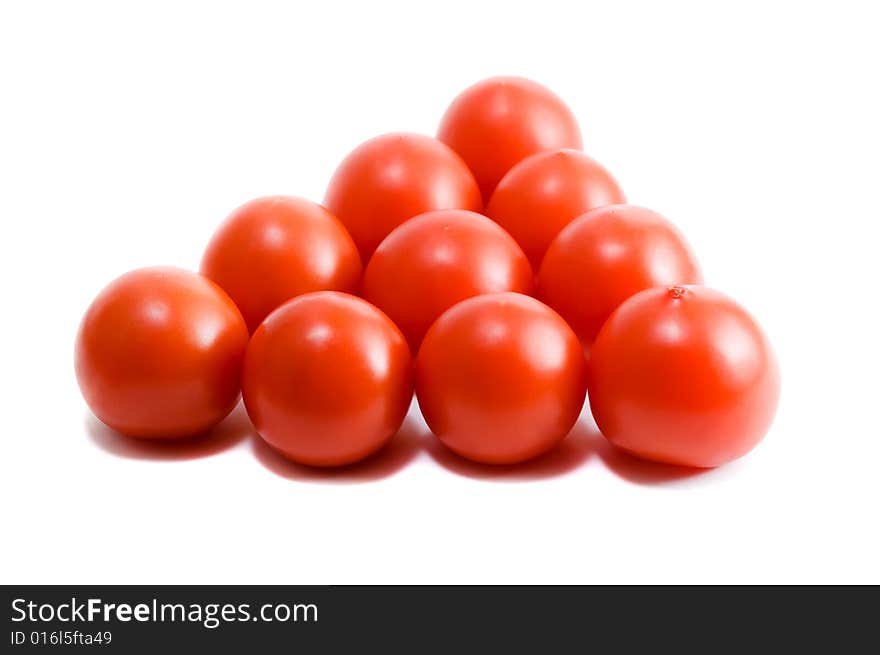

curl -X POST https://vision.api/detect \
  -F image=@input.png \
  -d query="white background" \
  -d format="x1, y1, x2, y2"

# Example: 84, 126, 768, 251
1, 0, 878, 584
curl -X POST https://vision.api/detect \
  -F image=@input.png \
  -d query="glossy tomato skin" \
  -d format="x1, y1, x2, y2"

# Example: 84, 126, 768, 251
324, 133, 482, 262
589, 285, 780, 468
362, 209, 534, 350
538, 204, 702, 345
485, 149, 625, 269
416, 293, 587, 465
75, 267, 249, 438
200, 196, 362, 333
242, 292, 413, 467
437, 76, 583, 203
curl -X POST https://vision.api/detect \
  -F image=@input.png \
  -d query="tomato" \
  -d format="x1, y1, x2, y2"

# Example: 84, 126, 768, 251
242, 292, 413, 467
75, 267, 249, 438
200, 196, 362, 333
437, 76, 583, 203
324, 133, 482, 262
538, 204, 702, 345
485, 149, 625, 269
589, 285, 780, 468
362, 209, 534, 350
416, 293, 587, 465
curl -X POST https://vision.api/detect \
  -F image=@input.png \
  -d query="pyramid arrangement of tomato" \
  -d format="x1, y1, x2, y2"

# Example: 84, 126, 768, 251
76, 77, 780, 470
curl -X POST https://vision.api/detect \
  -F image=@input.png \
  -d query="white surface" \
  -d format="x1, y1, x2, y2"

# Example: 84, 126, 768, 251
1, 0, 878, 584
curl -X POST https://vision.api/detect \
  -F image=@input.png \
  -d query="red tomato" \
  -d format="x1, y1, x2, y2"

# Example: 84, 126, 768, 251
75, 267, 249, 438
416, 293, 587, 465
200, 196, 362, 333
438, 76, 583, 204
485, 149, 625, 269
538, 204, 702, 345
324, 133, 482, 262
362, 209, 534, 350
589, 285, 780, 468
242, 292, 413, 467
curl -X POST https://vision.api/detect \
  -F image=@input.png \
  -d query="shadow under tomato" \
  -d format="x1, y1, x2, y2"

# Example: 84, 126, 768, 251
594, 438, 715, 485
424, 420, 600, 482
250, 414, 427, 484
85, 401, 254, 461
